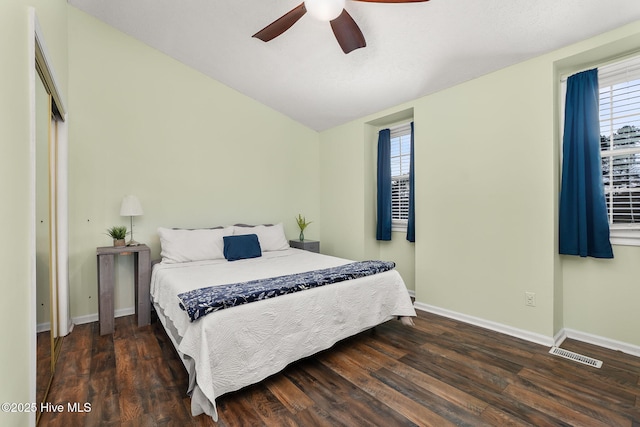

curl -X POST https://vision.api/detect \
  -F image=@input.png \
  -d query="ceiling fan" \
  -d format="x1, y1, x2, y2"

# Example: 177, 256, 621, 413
252, 0, 429, 54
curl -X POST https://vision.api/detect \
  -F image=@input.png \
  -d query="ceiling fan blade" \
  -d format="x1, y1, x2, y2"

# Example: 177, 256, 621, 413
252, 3, 307, 42
352, 0, 429, 2
330, 9, 366, 54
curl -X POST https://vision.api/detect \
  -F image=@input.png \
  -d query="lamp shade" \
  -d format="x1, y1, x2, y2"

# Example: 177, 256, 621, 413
120, 195, 143, 217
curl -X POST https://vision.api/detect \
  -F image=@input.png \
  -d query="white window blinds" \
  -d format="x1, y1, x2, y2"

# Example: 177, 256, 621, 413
390, 123, 412, 223
598, 56, 640, 228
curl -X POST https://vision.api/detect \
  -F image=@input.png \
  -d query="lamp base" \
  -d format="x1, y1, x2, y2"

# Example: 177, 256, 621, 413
126, 239, 141, 246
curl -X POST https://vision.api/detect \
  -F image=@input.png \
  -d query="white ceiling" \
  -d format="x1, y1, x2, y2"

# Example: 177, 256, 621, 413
68, 0, 640, 131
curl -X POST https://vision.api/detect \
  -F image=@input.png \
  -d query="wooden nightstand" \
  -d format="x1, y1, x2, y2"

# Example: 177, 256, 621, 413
289, 239, 320, 253
96, 244, 151, 335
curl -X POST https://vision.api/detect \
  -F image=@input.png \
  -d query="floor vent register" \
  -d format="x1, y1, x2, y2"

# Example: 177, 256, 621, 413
549, 346, 603, 368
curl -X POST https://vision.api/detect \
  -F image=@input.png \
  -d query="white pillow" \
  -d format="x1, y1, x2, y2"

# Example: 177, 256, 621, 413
233, 223, 289, 251
158, 226, 233, 263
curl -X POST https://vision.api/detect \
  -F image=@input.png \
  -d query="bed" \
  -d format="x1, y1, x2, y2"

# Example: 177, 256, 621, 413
150, 223, 416, 421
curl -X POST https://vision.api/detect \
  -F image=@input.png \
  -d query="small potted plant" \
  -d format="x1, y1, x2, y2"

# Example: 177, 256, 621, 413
106, 226, 128, 247
296, 214, 312, 242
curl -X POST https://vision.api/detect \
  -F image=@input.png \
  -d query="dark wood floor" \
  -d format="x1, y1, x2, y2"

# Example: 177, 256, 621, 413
36, 330, 52, 415
39, 310, 640, 426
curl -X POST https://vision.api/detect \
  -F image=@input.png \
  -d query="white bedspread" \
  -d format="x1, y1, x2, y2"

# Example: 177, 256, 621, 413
150, 248, 416, 421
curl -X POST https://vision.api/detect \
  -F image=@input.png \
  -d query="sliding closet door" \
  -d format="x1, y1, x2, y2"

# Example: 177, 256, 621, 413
35, 67, 53, 411
30, 9, 69, 425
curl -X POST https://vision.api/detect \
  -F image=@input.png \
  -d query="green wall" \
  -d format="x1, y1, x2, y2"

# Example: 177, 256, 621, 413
414, 56, 557, 337
0, 2, 68, 426
66, 7, 320, 320
0, 5, 32, 426
563, 246, 640, 345
319, 122, 368, 259
319, 20, 640, 348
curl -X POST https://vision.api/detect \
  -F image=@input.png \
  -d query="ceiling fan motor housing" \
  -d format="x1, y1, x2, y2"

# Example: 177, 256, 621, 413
305, 0, 346, 21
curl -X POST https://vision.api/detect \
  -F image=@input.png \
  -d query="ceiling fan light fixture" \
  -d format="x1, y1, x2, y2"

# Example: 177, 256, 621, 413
305, 0, 346, 21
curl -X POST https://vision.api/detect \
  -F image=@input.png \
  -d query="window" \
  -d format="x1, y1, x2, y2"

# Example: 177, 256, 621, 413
598, 56, 640, 243
390, 123, 412, 230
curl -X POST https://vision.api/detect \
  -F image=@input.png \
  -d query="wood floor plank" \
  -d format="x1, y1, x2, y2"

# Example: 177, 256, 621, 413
359, 330, 410, 360
118, 389, 147, 423
479, 405, 535, 427
410, 313, 456, 336
89, 334, 117, 376
120, 413, 158, 427
411, 342, 515, 393
113, 336, 139, 391
290, 405, 343, 427
339, 335, 492, 425
263, 372, 314, 413
285, 359, 405, 426
241, 385, 300, 426
38, 311, 640, 426
519, 367, 640, 419
421, 338, 525, 377
83, 390, 120, 426
516, 368, 635, 426
347, 340, 491, 417
503, 382, 621, 427
217, 391, 266, 427
398, 345, 573, 426
532, 357, 640, 405
319, 349, 457, 426
373, 365, 494, 427
143, 381, 193, 426
134, 325, 165, 360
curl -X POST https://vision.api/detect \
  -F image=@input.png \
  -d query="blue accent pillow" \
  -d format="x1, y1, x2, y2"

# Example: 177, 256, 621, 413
223, 234, 262, 261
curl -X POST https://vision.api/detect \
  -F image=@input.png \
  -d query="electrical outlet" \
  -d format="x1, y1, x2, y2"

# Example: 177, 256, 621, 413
525, 292, 536, 307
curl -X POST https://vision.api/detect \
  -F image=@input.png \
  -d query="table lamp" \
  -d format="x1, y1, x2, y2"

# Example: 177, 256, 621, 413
120, 195, 143, 246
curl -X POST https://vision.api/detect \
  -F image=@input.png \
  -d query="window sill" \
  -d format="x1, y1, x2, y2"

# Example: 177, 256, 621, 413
610, 228, 640, 246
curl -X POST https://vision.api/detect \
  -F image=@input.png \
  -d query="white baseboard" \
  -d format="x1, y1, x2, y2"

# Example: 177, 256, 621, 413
413, 301, 556, 347
553, 328, 567, 346
37, 319, 76, 336
71, 307, 136, 326
36, 322, 50, 333
559, 328, 640, 358
413, 301, 640, 358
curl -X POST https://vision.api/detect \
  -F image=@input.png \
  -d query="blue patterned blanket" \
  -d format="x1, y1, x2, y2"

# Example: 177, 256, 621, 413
177, 260, 395, 322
